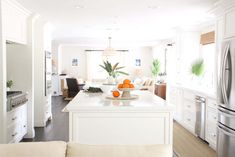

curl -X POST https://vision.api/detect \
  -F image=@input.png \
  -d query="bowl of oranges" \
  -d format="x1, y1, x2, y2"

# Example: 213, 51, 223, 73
106, 79, 138, 100
117, 79, 135, 98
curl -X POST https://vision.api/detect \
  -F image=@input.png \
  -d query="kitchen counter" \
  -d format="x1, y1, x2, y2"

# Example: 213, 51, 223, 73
170, 83, 217, 99
65, 90, 175, 112
64, 90, 175, 145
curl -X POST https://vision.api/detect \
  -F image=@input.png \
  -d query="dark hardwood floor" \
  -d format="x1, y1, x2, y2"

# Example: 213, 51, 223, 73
23, 96, 69, 142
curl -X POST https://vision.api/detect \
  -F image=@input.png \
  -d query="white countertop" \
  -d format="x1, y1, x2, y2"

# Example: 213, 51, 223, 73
64, 90, 175, 112
171, 83, 217, 99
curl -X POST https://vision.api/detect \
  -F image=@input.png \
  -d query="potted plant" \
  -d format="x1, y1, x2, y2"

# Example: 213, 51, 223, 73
191, 59, 204, 77
191, 59, 204, 85
151, 59, 161, 81
99, 61, 129, 84
6, 80, 13, 91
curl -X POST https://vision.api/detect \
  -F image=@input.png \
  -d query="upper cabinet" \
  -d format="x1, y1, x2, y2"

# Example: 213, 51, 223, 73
224, 8, 235, 39
2, 0, 31, 44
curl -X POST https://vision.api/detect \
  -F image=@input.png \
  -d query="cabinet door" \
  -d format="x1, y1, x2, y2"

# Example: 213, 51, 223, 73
168, 87, 183, 122
3, 0, 28, 44
224, 9, 235, 38
206, 104, 218, 150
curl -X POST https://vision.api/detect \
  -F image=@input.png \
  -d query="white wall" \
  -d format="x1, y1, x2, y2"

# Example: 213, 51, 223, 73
57, 45, 153, 81
60, 45, 87, 79
124, 47, 153, 79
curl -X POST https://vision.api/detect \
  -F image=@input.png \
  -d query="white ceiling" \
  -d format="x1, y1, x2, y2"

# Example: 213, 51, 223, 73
17, 0, 218, 46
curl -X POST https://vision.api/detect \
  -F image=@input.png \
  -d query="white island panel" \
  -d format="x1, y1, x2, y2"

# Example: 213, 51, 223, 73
66, 91, 175, 145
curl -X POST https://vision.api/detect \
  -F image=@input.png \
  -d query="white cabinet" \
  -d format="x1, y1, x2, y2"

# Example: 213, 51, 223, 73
168, 85, 218, 149
34, 21, 53, 127
206, 98, 218, 150
224, 8, 235, 39
182, 90, 196, 133
168, 86, 183, 122
2, 0, 30, 44
7, 104, 27, 143
45, 96, 52, 121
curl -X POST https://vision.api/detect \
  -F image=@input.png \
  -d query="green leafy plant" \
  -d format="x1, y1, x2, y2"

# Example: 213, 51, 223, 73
99, 61, 129, 78
191, 59, 204, 76
7, 80, 13, 88
151, 59, 161, 77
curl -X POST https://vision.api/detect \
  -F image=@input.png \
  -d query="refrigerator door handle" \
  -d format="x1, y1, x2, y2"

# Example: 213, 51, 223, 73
221, 43, 231, 105
218, 107, 235, 117
218, 124, 235, 138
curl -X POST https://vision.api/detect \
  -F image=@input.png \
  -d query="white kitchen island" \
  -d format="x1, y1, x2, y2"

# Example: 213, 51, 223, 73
64, 90, 175, 145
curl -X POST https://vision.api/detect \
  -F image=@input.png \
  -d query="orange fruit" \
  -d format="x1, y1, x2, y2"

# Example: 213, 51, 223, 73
112, 90, 120, 97
123, 79, 131, 84
129, 84, 135, 88
123, 83, 130, 88
118, 84, 123, 88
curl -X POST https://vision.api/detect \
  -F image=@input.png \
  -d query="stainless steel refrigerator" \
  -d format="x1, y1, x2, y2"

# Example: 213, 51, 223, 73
217, 39, 235, 157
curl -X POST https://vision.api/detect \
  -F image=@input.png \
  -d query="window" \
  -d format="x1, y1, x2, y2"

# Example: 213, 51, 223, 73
201, 43, 216, 90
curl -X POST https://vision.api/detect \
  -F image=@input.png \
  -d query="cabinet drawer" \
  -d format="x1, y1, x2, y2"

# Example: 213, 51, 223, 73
183, 111, 196, 128
183, 99, 196, 112
207, 99, 217, 110
207, 107, 218, 123
7, 124, 21, 143
206, 123, 217, 143
45, 104, 51, 113
7, 108, 21, 125
183, 90, 195, 100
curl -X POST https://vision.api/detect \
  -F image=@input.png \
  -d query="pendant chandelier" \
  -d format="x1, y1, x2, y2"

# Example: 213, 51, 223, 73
102, 37, 117, 57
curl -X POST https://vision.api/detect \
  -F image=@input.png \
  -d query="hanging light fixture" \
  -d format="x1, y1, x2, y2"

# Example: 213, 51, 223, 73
102, 37, 117, 57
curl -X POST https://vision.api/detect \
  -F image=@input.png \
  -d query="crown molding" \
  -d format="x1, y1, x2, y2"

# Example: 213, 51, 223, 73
2, 0, 31, 16
209, 0, 235, 17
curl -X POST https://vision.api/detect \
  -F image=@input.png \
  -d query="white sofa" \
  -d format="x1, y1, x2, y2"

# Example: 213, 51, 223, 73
0, 141, 172, 157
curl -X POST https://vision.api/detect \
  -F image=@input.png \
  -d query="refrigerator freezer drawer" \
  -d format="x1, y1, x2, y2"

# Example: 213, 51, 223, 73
218, 106, 235, 130
217, 124, 235, 157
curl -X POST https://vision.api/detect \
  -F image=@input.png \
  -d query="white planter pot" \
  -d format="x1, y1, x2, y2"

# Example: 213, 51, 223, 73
107, 76, 115, 84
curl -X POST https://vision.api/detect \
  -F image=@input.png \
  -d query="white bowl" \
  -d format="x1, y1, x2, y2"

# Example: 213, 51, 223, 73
100, 85, 114, 94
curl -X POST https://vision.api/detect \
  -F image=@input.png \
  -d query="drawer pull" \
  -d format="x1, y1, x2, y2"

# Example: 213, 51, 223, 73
212, 133, 216, 137
12, 133, 18, 137
214, 116, 217, 120
187, 118, 191, 121
12, 117, 17, 121
23, 125, 26, 128
187, 105, 191, 108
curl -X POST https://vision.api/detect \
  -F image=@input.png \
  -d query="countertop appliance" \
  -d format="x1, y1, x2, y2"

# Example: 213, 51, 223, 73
7, 91, 28, 111
217, 39, 235, 157
195, 95, 206, 140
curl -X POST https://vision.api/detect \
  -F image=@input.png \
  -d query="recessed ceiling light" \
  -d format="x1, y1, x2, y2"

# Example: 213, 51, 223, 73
75, 5, 84, 9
